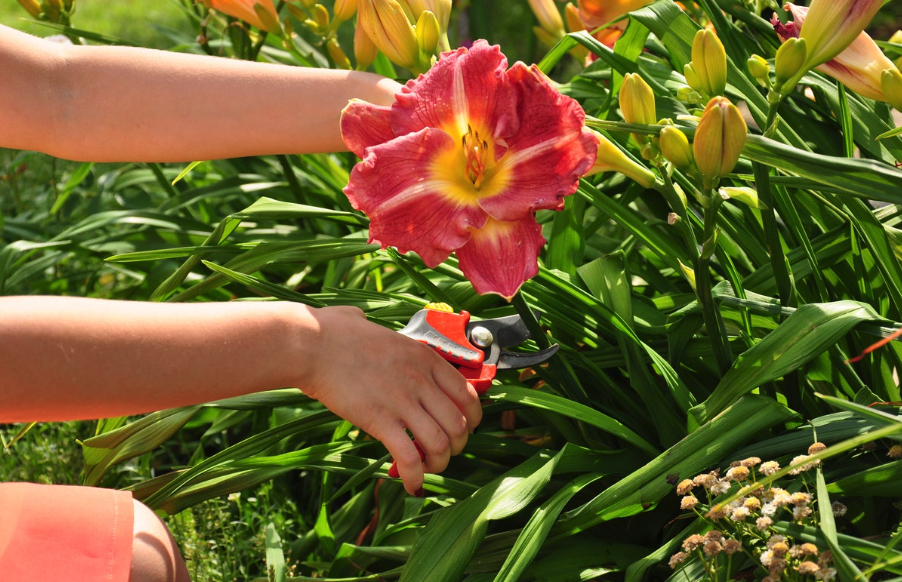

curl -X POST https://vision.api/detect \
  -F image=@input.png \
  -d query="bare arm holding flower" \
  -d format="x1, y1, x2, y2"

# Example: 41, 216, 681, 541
0, 23, 402, 162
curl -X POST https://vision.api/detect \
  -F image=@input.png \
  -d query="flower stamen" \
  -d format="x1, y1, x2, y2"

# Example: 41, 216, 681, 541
462, 124, 489, 188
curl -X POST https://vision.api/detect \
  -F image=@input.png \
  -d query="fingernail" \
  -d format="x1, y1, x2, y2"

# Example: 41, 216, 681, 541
414, 488, 425, 498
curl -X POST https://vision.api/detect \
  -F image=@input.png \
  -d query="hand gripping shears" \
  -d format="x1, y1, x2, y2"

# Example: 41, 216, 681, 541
387, 305, 559, 478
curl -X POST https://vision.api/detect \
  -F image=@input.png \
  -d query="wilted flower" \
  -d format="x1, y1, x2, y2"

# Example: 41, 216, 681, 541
888, 444, 902, 459
341, 41, 597, 298
741, 456, 763, 467
676, 478, 695, 496
774, 3, 894, 101
831, 501, 848, 517
201, 0, 280, 32
683, 534, 705, 551
808, 442, 827, 455
704, 530, 723, 542
669, 552, 688, 568
818, 567, 838, 581
681, 495, 699, 510
704, 541, 723, 556
726, 466, 750, 481
798, 561, 820, 576
788, 454, 820, 474
723, 539, 742, 555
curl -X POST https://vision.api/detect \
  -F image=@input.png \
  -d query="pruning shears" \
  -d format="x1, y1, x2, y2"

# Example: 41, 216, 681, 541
387, 304, 559, 478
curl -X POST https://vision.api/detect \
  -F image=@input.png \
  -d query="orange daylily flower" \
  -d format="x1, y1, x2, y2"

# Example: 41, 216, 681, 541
576, 0, 654, 47
200, 0, 280, 32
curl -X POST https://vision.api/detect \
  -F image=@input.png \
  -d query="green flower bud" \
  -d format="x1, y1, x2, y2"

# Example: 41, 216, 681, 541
313, 3, 330, 29
585, 130, 658, 188
718, 186, 765, 209
693, 97, 747, 190
774, 37, 808, 94
691, 29, 727, 96
747, 54, 770, 86
683, 63, 702, 95
327, 38, 352, 69
881, 67, 902, 111
659, 126, 694, 171
416, 9, 440, 57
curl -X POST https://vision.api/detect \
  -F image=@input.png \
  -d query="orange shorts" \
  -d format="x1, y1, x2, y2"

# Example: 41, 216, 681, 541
0, 482, 134, 582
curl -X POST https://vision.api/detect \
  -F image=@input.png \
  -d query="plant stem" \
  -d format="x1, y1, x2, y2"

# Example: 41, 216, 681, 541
694, 192, 733, 375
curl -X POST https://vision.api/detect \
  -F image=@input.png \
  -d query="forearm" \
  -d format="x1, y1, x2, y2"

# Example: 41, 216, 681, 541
0, 25, 401, 162
0, 297, 318, 422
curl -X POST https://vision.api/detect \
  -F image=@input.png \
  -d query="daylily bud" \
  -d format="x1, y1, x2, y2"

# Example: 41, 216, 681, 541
358, 0, 421, 72
313, 3, 330, 29
298, 0, 316, 7
774, 37, 807, 94
528, 0, 565, 41
254, 1, 283, 33
691, 29, 727, 96
620, 72, 656, 129
333, 0, 358, 23
677, 85, 702, 105
15, 0, 42, 19
533, 26, 560, 48
795, 0, 883, 71
659, 126, 694, 171
327, 37, 352, 69
693, 97, 747, 190
408, 0, 450, 32
684, 63, 702, 95
718, 186, 764, 209
747, 54, 770, 86
585, 130, 657, 188
354, 14, 378, 70
881, 67, 902, 111
416, 9, 440, 57
891, 31, 902, 45
563, 2, 589, 59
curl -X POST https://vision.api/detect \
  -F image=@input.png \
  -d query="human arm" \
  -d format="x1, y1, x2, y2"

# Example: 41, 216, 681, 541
0, 296, 481, 494
0, 23, 402, 162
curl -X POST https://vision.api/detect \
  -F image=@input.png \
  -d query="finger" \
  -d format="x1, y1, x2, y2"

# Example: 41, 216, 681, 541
419, 386, 470, 456
431, 359, 483, 430
378, 425, 425, 496
402, 407, 451, 474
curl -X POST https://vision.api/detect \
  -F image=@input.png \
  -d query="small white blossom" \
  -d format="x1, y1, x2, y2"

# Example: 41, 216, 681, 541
711, 480, 730, 495
762, 502, 777, 517
761, 549, 775, 567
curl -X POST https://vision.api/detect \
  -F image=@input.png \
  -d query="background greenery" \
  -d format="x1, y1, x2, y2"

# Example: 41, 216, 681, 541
3, 2, 902, 582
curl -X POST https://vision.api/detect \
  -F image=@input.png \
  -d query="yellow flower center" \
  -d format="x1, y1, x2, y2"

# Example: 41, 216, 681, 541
430, 123, 511, 208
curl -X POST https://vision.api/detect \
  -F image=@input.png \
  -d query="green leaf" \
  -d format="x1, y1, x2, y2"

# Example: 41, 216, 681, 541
265, 523, 287, 582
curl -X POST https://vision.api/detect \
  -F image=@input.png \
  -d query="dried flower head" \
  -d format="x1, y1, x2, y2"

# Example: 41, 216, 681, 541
817, 567, 837, 581
818, 551, 834, 567
771, 541, 790, 557
680, 496, 699, 510
791, 492, 812, 506
683, 534, 705, 551
669, 551, 688, 569
711, 479, 730, 495
757, 516, 773, 530
794, 505, 813, 520
799, 543, 820, 557
798, 561, 820, 575
704, 541, 723, 556
706, 505, 729, 520
730, 506, 750, 521
760, 461, 781, 475
704, 530, 724, 542
789, 454, 820, 474
723, 539, 742, 555
769, 558, 787, 576
888, 444, 902, 459
741, 456, 762, 467
808, 442, 827, 455
832, 501, 847, 517
676, 478, 695, 495
694, 473, 717, 489
726, 466, 750, 481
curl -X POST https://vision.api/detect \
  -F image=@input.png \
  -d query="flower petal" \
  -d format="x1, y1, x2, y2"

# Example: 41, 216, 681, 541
341, 99, 395, 159
478, 63, 598, 222
456, 216, 545, 299
390, 40, 515, 141
344, 127, 487, 267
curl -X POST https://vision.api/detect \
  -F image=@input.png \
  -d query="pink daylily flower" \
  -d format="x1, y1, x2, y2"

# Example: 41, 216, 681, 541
341, 41, 598, 298
774, 3, 895, 102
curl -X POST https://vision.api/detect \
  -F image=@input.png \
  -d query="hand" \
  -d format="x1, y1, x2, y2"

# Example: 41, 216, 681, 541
301, 306, 483, 495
